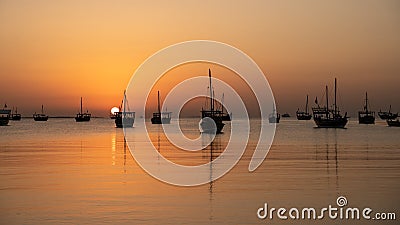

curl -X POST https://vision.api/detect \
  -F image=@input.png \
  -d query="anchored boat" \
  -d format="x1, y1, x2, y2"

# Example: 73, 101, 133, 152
151, 91, 171, 124
378, 105, 398, 120
358, 92, 375, 124
268, 104, 280, 123
200, 69, 225, 134
33, 105, 49, 121
114, 91, 135, 128
387, 119, 400, 127
296, 95, 312, 120
75, 97, 91, 122
11, 107, 21, 121
0, 104, 11, 126
312, 78, 348, 128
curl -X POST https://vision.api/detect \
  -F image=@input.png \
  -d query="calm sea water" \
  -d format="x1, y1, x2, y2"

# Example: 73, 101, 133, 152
0, 118, 399, 224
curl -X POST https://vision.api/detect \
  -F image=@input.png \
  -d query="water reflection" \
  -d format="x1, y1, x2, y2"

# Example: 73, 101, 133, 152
316, 129, 339, 193
111, 129, 130, 173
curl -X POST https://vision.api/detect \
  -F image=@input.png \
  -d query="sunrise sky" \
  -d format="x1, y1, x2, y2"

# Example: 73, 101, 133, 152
0, 0, 399, 117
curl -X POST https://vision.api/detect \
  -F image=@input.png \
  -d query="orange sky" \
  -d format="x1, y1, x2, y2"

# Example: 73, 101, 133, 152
0, 0, 399, 117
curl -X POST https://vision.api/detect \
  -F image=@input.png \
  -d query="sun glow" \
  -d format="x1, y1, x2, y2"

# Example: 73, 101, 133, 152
111, 107, 119, 114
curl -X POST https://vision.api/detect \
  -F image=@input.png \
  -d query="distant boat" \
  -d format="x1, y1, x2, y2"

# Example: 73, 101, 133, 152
378, 105, 398, 120
358, 92, 375, 124
151, 91, 172, 124
200, 69, 225, 134
296, 95, 312, 120
387, 119, 400, 127
75, 97, 91, 122
33, 105, 49, 121
312, 78, 348, 128
282, 113, 290, 118
0, 104, 11, 126
115, 91, 135, 128
10, 107, 21, 121
220, 93, 231, 121
268, 104, 280, 123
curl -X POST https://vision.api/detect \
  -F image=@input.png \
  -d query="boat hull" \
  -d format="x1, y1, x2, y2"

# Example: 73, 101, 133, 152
313, 117, 348, 128
34, 116, 48, 121
296, 114, 312, 120
11, 114, 21, 121
0, 118, 9, 126
75, 114, 91, 122
114, 112, 135, 128
115, 117, 135, 128
151, 117, 171, 124
378, 113, 398, 120
268, 115, 280, 123
221, 113, 231, 121
387, 119, 400, 127
358, 115, 375, 124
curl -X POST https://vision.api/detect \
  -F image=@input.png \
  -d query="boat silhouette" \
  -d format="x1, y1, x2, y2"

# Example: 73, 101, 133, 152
114, 91, 135, 128
10, 107, 21, 121
312, 78, 348, 128
296, 95, 312, 120
268, 103, 280, 123
151, 91, 171, 124
358, 92, 375, 124
75, 97, 91, 122
378, 105, 398, 120
0, 104, 11, 126
200, 69, 225, 134
387, 118, 400, 127
33, 105, 49, 121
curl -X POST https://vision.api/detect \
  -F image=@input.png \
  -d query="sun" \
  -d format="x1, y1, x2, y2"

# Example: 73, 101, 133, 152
110, 107, 119, 114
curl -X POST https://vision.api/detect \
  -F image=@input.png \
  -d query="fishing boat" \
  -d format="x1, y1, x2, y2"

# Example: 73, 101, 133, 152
378, 105, 398, 120
358, 92, 375, 124
296, 95, 312, 120
200, 69, 225, 134
0, 104, 11, 126
33, 105, 49, 121
151, 91, 172, 124
75, 97, 91, 122
10, 107, 21, 121
282, 113, 290, 118
312, 78, 348, 128
268, 104, 280, 123
387, 119, 400, 127
220, 93, 231, 121
114, 91, 135, 128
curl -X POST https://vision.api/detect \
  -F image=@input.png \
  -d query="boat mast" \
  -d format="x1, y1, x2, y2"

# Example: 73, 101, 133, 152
80, 97, 83, 114
334, 78, 337, 116
41, 105, 44, 114
157, 91, 161, 114
221, 93, 225, 114
209, 69, 213, 111
123, 90, 126, 114
305, 95, 309, 114
365, 92, 368, 112
325, 85, 329, 118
